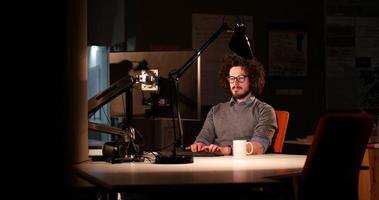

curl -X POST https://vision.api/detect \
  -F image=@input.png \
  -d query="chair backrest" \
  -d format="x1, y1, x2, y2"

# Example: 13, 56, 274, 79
268, 110, 289, 153
299, 112, 374, 200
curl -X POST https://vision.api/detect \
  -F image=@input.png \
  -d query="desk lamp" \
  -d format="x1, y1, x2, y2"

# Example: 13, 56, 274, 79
155, 20, 254, 164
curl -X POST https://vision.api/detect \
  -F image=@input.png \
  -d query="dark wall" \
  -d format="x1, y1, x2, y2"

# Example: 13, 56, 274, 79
88, 0, 127, 46
130, 0, 325, 139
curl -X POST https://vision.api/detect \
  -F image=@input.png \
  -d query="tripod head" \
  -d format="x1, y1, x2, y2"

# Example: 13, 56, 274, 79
101, 124, 143, 163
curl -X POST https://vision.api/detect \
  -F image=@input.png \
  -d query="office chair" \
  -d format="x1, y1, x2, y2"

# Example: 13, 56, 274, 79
268, 110, 290, 153
298, 112, 374, 200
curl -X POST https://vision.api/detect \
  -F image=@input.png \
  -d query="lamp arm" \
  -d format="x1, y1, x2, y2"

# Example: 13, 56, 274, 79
155, 23, 231, 164
169, 23, 231, 80
88, 122, 126, 137
88, 75, 135, 118
166, 23, 231, 152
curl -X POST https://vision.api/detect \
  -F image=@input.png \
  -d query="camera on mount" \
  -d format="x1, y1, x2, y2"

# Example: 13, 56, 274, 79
88, 60, 160, 164
102, 139, 127, 163
102, 124, 143, 163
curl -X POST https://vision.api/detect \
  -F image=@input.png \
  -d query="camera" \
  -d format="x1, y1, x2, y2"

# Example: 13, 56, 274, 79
102, 125, 142, 163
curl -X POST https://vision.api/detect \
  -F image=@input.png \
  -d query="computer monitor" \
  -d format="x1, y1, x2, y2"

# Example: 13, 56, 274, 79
109, 51, 201, 121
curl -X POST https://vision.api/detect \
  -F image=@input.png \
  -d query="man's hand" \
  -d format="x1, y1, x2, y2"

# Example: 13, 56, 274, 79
218, 146, 232, 155
249, 141, 264, 154
185, 142, 207, 152
185, 143, 232, 155
205, 144, 232, 155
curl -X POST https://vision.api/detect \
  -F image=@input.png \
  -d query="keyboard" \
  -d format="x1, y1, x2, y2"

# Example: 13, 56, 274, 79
176, 151, 224, 157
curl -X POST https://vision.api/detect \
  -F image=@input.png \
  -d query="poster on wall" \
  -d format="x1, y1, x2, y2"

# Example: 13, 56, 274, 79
325, 16, 379, 111
268, 27, 308, 77
324, 0, 379, 112
355, 17, 379, 111
325, 16, 356, 110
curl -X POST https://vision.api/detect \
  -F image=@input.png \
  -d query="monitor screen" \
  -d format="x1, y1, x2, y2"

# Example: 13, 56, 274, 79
109, 51, 201, 120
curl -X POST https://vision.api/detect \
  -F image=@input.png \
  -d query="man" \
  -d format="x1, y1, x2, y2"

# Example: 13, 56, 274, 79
186, 54, 277, 155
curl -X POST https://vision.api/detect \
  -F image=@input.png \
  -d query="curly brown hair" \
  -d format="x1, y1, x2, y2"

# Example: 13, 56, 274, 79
218, 53, 266, 96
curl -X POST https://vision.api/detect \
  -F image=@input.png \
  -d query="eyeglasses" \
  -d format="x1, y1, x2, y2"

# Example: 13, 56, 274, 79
226, 75, 248, 83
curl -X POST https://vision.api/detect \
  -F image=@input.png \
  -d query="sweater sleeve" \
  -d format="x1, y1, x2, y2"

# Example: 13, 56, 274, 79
251, 104, 278, 152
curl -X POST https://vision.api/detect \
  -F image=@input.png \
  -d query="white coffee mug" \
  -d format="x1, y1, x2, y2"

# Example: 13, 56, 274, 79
233, 140, 253, 158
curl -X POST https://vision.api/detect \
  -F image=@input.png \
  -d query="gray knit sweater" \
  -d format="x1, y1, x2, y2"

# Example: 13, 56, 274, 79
195, 96, 278, 152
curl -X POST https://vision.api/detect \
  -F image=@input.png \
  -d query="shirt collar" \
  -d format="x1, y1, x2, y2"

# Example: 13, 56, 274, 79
229, 96, 255, 107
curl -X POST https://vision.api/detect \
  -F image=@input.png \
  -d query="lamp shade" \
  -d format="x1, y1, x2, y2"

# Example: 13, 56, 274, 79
229, 23, 254, 59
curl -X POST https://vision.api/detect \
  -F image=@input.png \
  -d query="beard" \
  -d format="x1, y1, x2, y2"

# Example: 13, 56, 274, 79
231, 86, 251, 100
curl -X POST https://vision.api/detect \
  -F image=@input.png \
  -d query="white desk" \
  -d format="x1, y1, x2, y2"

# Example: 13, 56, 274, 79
74, 154, 306, 191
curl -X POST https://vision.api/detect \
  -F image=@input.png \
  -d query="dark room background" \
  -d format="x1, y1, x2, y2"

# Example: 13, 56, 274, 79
88, 0, 379, 146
